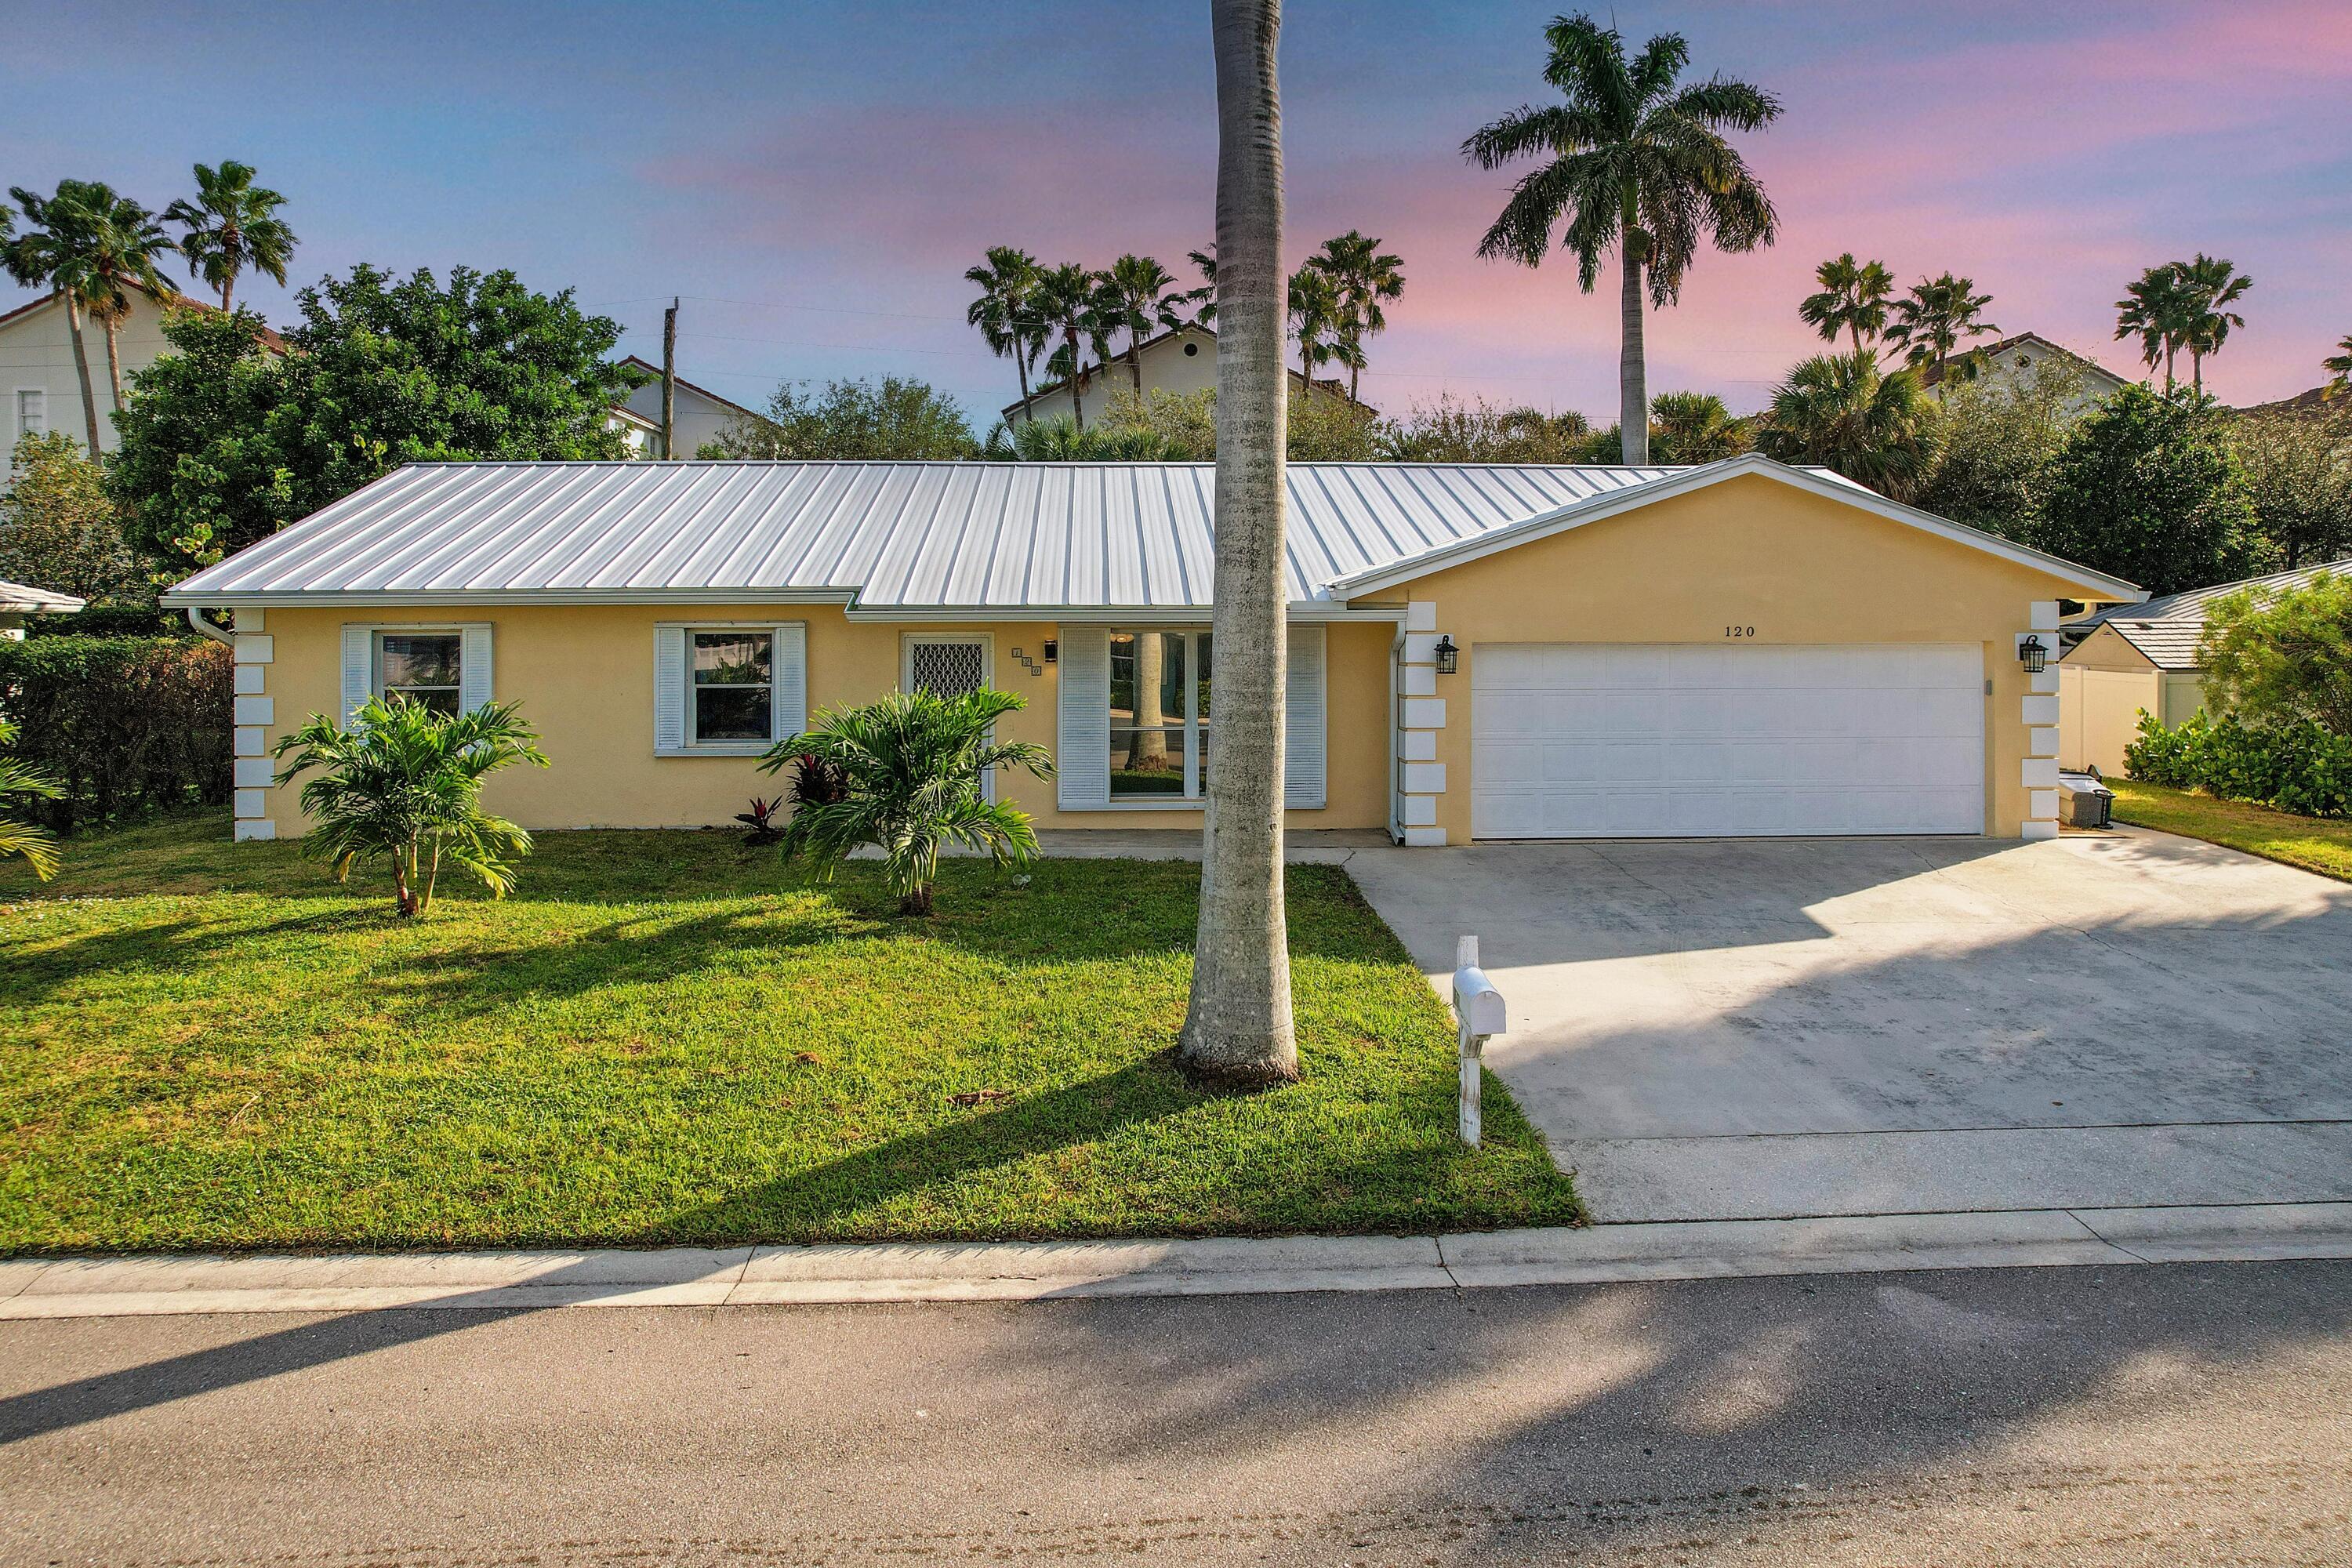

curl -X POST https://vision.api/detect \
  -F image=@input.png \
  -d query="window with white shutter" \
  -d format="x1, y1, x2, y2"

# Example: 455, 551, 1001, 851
340, 622, 493, 728
1284, 622, 1327, 809
655, 622, 806, 756
1055, 623, 1326, 811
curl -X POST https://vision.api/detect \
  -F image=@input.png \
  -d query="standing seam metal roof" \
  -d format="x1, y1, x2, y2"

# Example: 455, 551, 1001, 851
163, 460, 1682, 607
2067, 557, 2350, 670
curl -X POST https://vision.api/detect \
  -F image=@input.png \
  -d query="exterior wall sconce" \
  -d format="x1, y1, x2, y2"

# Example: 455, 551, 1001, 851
1043, 637, 1058, 664
2018, 634, 2047, 673
1434, 634, 1459, 675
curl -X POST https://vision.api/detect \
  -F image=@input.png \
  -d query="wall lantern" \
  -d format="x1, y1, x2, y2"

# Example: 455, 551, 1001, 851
1043, 637, 1058, 664
1433, 634, 1459, 675
2018, 634, 2048, 673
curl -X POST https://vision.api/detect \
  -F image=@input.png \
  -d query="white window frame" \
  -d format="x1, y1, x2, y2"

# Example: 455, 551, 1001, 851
341, 621, 493, 728
655, 621, 807, 757
688, 626, 781, 750
14, 388, 45, 441
372, 628, 465, 712
1108, 627, 1210, 808
900, 631, 993, 696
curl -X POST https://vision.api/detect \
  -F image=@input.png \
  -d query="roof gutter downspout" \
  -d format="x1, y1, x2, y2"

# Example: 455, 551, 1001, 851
187, 607, 234, 644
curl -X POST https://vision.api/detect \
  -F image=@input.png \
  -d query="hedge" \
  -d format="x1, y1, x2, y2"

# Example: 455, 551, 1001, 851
2124, 710, 2352, 818
0, 635, 233, 833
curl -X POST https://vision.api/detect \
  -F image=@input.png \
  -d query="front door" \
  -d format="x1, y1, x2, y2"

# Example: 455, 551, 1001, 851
903, 634, 996, 796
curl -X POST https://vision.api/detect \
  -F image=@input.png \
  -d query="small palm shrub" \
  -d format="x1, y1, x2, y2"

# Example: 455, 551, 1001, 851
0, 716, 64, 880
270, 696, 550, 916
760, 688, 1052, 915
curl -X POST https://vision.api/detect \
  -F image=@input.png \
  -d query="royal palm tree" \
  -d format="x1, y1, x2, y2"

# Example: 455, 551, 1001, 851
760, 688, 1052, 916
78, 187, 177, 412
2175, 252, 2252, 396
0, 716, 62, 882
1886, 273, 1998, 398
2325, 334, 2352, 401
1798, 253, 1893, 353
4, 180, 107, 452
2116, 263, 2194, 394
1181, 0, 1297, 1086
1286, 264, 1343, 387
1650, 390, 1748, 462
1463, 13, 1780, 463
1307, 230, 1405, 401
1033, 263, 1112, 432
1102, 253, 1187, 397
270, 696, 550, 917
1759, 350, 1936, 499
965, 246, 1046, 408
163, 160, 296, 312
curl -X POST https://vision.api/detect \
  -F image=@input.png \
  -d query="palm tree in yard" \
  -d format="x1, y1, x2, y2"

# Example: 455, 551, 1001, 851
1886, 273, 1998, 398
1033, 262, 1112, 432
965, 246, 1046, 408
1650, 390, 1748, 461
1181, 0, 1296, 1086
1463, 13, 1780, 464
1307, 230, 1405, 401
1287, 264, 1343, 388
2325, 334, 2352, 401
4, 180, 107, 451
271, 697, 550, 918
2116, 263, 2194, 394
760, 688, 1053, 917
1102, 253, 1188, 397
163, 160, 296, 312
78, 187, 178, 412
0, 716, 63, 882
1798, 253, 1893, 353
2175, 252, 2252, 396
1759, 350, 1936, 499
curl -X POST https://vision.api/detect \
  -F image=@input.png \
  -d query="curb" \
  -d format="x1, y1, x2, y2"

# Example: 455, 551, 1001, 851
5, 1203, 2349, 1320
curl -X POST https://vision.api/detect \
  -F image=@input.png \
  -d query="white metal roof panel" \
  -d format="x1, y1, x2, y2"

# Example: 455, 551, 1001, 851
162, 459, 1704, 609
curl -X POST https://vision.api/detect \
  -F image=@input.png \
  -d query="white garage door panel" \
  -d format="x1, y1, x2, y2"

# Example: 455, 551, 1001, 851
1472, 643, 1984, 839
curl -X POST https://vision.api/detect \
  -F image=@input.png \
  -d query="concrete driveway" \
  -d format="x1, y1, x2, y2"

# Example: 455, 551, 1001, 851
1347, 829, 2352, 1221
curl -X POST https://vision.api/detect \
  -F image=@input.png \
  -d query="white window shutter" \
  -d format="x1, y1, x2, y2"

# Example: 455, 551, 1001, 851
653, 624, 686, 753
341, 625, 372, 729
1056, 626, 1111, 809
773, 622, 808, 739
1284, 622, 1327, 809
460, 623, 494, 713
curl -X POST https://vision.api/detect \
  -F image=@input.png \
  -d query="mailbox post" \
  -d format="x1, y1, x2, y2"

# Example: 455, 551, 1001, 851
1452, 935, 1507, 1146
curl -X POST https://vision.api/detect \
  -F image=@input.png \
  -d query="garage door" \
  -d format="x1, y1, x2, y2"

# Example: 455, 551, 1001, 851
1471, 644, 1984, 838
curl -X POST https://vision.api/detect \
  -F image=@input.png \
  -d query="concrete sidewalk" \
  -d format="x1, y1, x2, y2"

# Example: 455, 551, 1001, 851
6, 1202, 2349, 1319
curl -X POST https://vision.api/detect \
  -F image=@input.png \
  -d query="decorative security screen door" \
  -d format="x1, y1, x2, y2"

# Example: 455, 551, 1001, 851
903, 635, 996, 797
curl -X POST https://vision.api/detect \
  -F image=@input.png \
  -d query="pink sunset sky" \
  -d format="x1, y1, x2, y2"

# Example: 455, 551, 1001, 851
5, 1, 2347, 423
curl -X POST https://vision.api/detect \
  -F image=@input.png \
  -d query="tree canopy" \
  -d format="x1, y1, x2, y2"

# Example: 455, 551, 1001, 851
0, 431, 145, 602
109, 265, 637, 573
702, 376, 978, 460
2034, 386, 2258, 597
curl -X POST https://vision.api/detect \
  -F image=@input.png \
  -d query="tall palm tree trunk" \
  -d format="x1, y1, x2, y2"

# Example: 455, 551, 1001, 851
1181, 0, 1296, 1086
102, 314, 125, 412
220, 267, 236, 312
60, 291, 102, 452
1618, 184, 1648, 464
1129, 341, 1145, 397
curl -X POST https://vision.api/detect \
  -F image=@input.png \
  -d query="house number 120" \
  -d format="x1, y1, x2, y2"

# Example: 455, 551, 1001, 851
1725, 625, 1756, 637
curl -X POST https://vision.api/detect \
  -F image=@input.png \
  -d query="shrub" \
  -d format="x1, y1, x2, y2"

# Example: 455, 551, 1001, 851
2197, 571, 2352, 736
270, 695, 550, 916
2124, 710, 2352, 817
759, 687, 1052, 916
0, 636, 232, 833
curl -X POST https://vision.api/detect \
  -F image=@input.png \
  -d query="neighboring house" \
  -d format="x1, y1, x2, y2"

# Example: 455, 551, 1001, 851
0, 579, 85, 639
2058, 559, 2350, 775
162, 452, 2139, 848
0, 281, 282, 466
1001, 321, 1367, 428
605, 403, 659, 457
1915, 331, 2135, 417
613, 356, 760, 457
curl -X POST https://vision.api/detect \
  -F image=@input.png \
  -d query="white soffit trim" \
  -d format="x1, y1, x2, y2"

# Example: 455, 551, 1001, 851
1324, 454, 2148, 602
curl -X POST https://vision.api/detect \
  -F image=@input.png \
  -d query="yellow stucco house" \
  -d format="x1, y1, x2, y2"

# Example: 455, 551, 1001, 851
160, 454, 2141, 846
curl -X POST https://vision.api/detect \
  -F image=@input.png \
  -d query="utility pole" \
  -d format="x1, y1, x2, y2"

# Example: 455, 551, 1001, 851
660, 297, 679, 459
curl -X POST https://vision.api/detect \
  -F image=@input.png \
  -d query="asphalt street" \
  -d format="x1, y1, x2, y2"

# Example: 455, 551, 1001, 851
3, 1260, 2347, 1566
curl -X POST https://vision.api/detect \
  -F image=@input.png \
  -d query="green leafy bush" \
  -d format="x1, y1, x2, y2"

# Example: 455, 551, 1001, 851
0, 636, 232, 832
2125, 710, 2352, 818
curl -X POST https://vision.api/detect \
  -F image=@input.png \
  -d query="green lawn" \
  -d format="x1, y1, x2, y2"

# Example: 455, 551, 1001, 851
0, 816, 1579, 1254
2107, 779, 2352, 884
